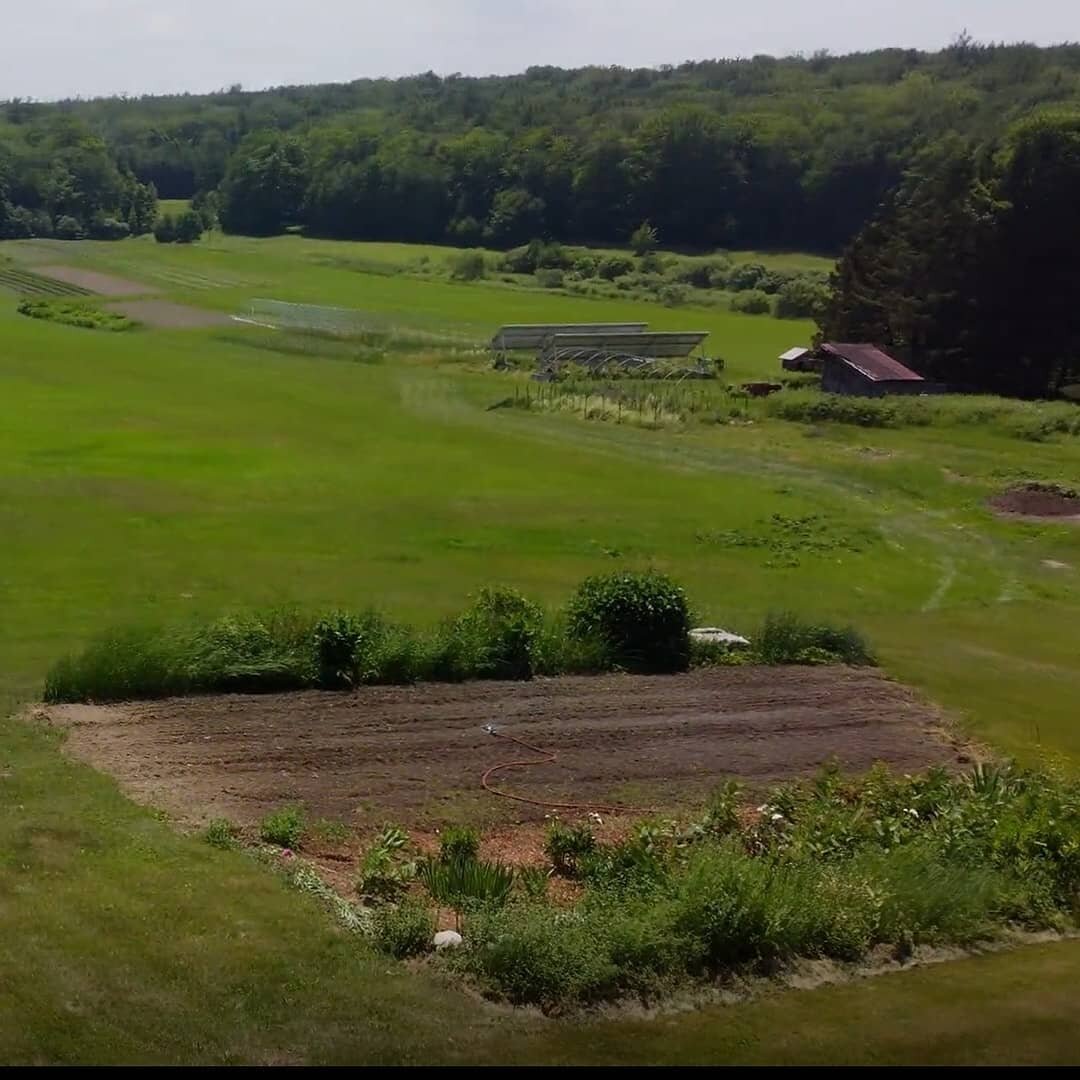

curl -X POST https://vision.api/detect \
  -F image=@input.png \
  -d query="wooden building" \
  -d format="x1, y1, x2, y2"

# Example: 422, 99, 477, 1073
819, 342, 937, 397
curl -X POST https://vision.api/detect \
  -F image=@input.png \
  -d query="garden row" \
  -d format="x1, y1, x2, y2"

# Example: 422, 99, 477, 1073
0, 265, 90, 298
501, 377, 1080, 442
434, 238, 829, 317
250, 761, 1080, 1010
43, 571, 873, 703
17, 298, 134, 331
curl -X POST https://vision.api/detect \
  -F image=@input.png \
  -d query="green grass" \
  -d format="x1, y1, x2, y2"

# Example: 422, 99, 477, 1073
2, 233, 1080, 1062
157, 199, 192, 219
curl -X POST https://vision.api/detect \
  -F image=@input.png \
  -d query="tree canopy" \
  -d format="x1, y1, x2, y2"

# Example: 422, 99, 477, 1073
3, 41, 1080, 249
820, 110, 1080, 398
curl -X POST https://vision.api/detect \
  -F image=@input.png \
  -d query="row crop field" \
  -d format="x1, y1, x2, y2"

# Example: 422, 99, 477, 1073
0, 263, 90, 297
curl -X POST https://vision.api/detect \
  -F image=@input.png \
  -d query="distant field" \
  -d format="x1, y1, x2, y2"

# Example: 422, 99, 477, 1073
2, 230, 1080, 1064
3, 235, 812, 378
157, 198, 191, 218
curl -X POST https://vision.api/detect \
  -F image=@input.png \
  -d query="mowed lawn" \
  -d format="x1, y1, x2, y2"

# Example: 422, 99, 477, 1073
2, 237, 1080, 1064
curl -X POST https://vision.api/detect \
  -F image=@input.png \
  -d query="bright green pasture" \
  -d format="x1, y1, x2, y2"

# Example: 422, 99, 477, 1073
5, 235, 810, 379
2, 234, 1080, 1064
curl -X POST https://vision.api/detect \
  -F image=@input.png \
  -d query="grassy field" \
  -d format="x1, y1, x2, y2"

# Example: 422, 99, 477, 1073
2, 233, 1080, 1063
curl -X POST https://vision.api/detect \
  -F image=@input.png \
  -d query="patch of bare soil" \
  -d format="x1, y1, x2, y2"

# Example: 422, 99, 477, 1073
35, 265, 160, 296
990, 482, 1080, 522
106, 299, 235, 329
40, 667, 962, 831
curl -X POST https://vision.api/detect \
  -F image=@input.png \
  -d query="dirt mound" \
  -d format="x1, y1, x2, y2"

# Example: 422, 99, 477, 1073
989, 483, 1080, 520
107, 300, 235, 329
41, 667, 961, 830
35, 266, 159, 296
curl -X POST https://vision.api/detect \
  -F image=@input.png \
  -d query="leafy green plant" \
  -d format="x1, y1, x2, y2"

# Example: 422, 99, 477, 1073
544, 821, 597, 876
439, 825, 480, 863
17, 298, 134, 332
373, 900, 434, 958
566, 570, 691, 673
418, 854, 514, 912
204, 818, 238, 849
754, 612, 874, 666
260, 804, 306, 849
516, 865, 550, 901
309, 818, 351, 844
357, 846, 414, 902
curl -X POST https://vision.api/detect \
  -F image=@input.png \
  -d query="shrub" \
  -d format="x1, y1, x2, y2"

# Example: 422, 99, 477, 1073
312, 610, 382, 688
775, 274, 831, 319
186, 610, 314, 692
545, 820, 597, 876
373, 900, 434, 958
459, 905, 617, 1006
358, 845, 414, 902
566, 570, 691, 674
54, 214, 85, 240
450, 586, 543, 680
755, 612, 875, 666
675, 259, 727, 289
17, 299, 133, 332
44, 626, 188, 703
531, 615, 614, 676
153, 215, 177, 243
535, 267, 564, 289
439, 825, 481, 862
572, 253, 598, 278
174, 210, 204, 244
449, 250, 486, 281
731, 289, 773, 315
597, 254, 634, 280
88, 213, 131, 240
204, 818, 238, 849
726, 262, 768, 291
658, 282, 688, 307
260, 804, 305, 848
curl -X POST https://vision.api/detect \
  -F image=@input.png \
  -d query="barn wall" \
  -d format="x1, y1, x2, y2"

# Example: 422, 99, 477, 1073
821, 356, 942, 397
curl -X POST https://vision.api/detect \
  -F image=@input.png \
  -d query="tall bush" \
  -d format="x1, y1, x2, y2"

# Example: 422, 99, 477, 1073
566, 570, 691, 673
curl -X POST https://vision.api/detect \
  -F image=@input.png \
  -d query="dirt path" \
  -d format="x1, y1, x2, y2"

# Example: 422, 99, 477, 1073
107, 299, 235, 329
35, 266, 160, 296
41, 667, 962, 829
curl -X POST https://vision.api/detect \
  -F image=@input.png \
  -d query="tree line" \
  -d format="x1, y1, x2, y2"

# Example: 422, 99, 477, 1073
3, 40, 1080, 252
821, 109, 1080, 398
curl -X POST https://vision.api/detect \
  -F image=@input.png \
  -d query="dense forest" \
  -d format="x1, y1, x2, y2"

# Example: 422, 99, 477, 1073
3, 39, 1080, 252
823, 109, 1080, 398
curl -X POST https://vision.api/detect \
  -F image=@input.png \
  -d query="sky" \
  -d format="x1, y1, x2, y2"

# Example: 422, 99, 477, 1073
1, 0, 1076, 101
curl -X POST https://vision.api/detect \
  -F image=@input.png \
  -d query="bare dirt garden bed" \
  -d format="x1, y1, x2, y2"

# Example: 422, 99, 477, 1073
40, 666, 963, 836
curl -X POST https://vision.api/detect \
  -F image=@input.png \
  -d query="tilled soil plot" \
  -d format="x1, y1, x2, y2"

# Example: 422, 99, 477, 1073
35, 266, 160, 296
989, 483, 1080, 521
42, 667, 962, 828
106, 300, 236, 329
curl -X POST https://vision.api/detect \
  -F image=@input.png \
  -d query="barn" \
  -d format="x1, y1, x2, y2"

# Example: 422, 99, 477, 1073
820, 342, 935, 397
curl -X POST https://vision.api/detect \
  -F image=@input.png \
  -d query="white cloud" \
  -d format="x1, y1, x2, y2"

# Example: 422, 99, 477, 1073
1, 0, 1075, 100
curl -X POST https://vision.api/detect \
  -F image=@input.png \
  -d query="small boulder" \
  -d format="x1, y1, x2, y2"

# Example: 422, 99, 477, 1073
690, 627, 750, 648
433, 930, 463, 951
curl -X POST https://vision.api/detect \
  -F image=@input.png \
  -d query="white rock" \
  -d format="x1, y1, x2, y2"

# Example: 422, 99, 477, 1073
690, 627, 750, 647
433, 930, 463, 951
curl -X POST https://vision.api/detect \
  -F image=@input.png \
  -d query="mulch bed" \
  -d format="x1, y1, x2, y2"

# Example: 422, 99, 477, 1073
989, 483, 1080, 520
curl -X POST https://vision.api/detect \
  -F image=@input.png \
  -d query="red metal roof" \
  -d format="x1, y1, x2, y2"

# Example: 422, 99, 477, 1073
822, 342, 924, 382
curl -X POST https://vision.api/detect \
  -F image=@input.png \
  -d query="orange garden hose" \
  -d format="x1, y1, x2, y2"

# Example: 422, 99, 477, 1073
480, 727, 655, 815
